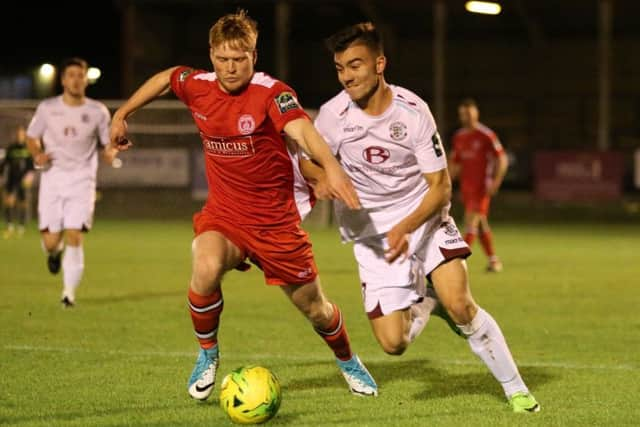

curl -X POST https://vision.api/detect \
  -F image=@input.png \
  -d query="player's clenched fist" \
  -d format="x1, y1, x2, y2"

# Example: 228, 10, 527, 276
109, 117, 133, 151
34, 152, 53, 168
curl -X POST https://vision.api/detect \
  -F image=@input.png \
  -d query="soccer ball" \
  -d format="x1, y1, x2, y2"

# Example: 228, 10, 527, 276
219, 366, 282, 424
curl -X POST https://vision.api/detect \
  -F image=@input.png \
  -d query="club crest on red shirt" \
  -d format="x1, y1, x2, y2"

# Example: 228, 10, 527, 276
237, 114, 256, 135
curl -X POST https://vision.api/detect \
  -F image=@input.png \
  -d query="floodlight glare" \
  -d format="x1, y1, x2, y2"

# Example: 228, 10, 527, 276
87, 67, 102, 82
39, 63, 55, 79
465, 1, 502, 15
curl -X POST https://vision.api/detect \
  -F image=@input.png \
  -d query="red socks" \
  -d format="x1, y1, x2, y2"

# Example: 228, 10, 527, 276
188, 288, 223, 349
479, 231, 496, 257
189, 289, 353, 362
315, 304, 353, 361
464, 231, 477, 246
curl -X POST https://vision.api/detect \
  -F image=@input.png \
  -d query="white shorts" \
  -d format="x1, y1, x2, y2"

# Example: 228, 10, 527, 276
38, 179, 96, 233
354, 219, 471, 319
296, 193, 313, 222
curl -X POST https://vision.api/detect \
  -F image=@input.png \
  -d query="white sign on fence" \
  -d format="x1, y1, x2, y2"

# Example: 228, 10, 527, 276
98, 148, 190, 187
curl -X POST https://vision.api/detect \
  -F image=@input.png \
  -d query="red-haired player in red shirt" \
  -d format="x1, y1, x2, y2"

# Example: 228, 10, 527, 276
449, 99, 508, 272
110, 10, 377, 400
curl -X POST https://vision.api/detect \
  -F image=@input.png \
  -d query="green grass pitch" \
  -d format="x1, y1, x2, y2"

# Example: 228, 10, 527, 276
1, 219, 639, 426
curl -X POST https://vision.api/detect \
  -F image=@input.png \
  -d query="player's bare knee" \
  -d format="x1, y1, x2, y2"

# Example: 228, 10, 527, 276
43, 241, 58, 252
447, 299, 478, 325
383, 342, 408, 356
65, 232, 83, 246
286, 283, 331, 327
192, 258, 225, 293
379, 335, 409, 356
304, 300, 332, 327
307, 310, 327, 328
41, 232, 62, 252
190, 276, 221, 295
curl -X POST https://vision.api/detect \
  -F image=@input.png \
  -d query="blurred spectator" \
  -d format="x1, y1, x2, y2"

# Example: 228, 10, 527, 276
1, 125, 34, 238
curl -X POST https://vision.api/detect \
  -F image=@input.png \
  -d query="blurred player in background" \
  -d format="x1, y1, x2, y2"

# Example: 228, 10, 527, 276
449, 99, 508, 272
110, 10, 377, 401
305, 23, 538, 412
26, 57, 119, 307
1, 125, 34, 238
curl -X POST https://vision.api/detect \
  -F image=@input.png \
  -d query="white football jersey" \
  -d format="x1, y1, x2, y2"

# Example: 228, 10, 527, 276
27, 95, 110, 183
315, 85, 449, 241
285, 140, 313, 221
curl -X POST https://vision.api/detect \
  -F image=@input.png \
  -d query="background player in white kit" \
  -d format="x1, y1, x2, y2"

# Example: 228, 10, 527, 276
305, 23, 540, 413
26, 57, 119, 307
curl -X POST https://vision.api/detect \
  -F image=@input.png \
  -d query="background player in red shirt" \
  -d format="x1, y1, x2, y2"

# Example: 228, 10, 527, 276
110, 10, 377, 400
449, 99, 508, 272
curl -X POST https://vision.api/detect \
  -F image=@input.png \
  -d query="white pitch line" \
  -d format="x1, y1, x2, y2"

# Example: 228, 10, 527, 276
2, 344, 637, 372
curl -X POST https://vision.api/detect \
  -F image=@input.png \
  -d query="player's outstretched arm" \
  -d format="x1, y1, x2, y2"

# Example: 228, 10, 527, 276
284, 118, 360, 209
110, 66, 179, 150
385, 168, 452, 263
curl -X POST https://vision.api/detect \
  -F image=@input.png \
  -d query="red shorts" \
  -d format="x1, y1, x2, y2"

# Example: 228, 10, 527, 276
462, 193, 491, 216
193, 211, 318, 286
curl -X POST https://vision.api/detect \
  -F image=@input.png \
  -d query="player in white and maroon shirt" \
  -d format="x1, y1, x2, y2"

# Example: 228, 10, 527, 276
286, 141, 316, 220
26, 57, 119, 308
305, 23, 539, 412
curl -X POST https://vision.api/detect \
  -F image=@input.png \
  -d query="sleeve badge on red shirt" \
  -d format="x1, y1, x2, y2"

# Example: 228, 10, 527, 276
178, 68, 195, 83
274, 91, 300, 114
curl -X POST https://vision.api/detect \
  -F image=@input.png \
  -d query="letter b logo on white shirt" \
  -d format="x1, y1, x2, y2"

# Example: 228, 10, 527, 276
363, 146, 390, 164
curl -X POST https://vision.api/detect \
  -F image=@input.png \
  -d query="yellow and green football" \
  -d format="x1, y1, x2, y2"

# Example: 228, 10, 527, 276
219, 366, 282, 424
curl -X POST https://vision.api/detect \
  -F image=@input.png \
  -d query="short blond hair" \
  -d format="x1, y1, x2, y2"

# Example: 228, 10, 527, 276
209, 10, 258, 51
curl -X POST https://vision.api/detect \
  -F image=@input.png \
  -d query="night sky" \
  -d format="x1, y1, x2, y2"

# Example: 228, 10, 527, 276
1, 1, 121, 98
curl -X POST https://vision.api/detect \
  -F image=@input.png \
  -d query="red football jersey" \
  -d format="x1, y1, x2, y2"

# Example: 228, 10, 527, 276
451, 123, 504, 196
170, 66, 309, 227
